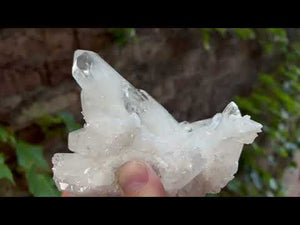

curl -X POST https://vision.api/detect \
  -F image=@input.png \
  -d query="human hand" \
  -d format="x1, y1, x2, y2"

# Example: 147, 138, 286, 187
62, 160, 166, 197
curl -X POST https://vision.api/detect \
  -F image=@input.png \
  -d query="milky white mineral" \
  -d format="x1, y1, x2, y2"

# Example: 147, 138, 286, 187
52, 50, 263, 196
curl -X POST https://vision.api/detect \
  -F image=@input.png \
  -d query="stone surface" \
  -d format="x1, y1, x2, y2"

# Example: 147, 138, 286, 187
0, 28, 262, 128
52, 50, 263, 196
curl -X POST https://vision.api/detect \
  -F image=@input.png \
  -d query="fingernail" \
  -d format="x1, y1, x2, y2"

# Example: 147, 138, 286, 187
118, 160, 149, 194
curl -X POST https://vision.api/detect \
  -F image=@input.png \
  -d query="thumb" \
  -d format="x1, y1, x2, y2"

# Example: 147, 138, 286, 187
117, 160, 166, 197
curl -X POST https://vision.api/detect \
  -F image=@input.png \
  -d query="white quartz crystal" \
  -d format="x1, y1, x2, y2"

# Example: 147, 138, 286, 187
52, 50, 263, 196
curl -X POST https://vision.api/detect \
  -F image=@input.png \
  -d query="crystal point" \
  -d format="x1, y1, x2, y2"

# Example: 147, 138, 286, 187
52, 50, 263, 196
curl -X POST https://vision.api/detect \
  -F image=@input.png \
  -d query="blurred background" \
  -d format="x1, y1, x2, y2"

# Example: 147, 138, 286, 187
0, 28, 299, 197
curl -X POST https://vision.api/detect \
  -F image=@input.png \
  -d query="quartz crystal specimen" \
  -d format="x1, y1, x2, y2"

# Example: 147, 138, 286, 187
52, 50, 263, 196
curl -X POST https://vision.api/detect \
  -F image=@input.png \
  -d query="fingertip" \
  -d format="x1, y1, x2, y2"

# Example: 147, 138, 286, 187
62, 191, 71, 197
117, 160, 166, 197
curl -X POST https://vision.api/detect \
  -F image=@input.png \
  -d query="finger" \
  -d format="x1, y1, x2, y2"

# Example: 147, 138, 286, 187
61, 191, 71, 197
117, 160, 166, 197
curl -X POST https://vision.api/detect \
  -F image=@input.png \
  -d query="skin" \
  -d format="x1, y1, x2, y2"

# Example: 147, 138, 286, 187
62, 160, 167, 197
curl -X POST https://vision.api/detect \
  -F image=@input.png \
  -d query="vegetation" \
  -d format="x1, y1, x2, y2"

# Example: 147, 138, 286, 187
108, 28, 137, 46
0, 112, 80, 196
0, 28, 299, 196
200, 28, 300, 196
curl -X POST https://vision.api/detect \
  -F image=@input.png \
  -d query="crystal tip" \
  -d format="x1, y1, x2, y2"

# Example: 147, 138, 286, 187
222, 101, 241, 116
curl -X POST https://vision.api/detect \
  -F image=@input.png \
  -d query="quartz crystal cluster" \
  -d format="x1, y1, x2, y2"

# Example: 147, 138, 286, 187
52, 50, 263, 196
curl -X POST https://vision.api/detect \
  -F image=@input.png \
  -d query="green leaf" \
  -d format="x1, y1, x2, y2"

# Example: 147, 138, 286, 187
269, 178, 278, 191
250, 171, 262, 190
26, 166, 61, 197
289, 161, 298, 168
263, 29, 288, 54
15, 141, 48, 171
0, 126, 9, 142
251, 93, 272, 105
233, 28, 256, 40
278, 147, 289, 158
109, 28, 136, 47
263, 41, 274, 55
0, 154, 15, 184
234, 97, 260, 115
200, 28, 212, 50
0, 126, 17, 148
284, 142, 298, 152
259, 73, 276, 85
215, 28, 228, 37
226, 179, 242, 193
262, 170, 272, 182
272, 88, 296, 112
35, 114, 62, 130
57, 112, 81, 132
265, 29, 288, 44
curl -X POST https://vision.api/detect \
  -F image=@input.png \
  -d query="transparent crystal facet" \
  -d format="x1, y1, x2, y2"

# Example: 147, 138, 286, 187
52, 50, 263, 196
